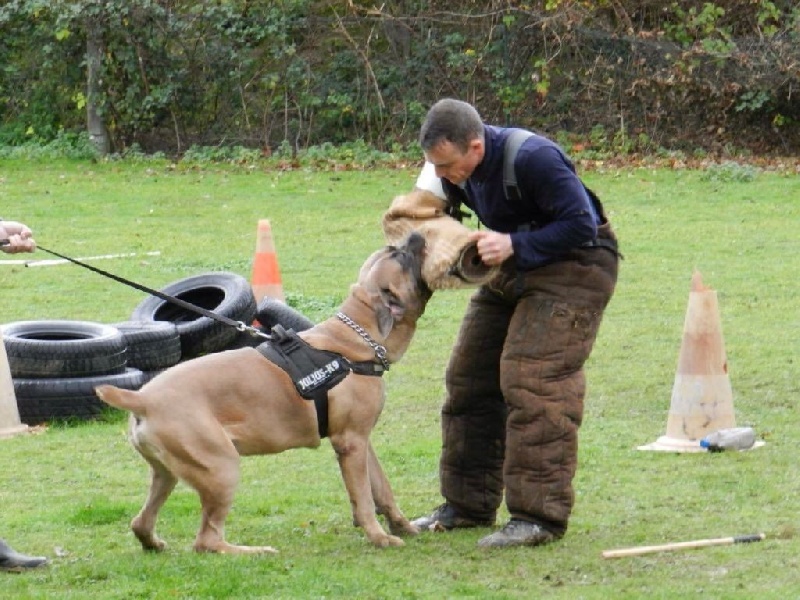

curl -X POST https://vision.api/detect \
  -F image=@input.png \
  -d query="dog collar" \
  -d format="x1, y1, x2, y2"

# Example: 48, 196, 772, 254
335, 312, 390, 370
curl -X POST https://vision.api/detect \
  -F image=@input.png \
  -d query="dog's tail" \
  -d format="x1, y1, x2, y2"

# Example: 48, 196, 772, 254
95, 385, 147, 415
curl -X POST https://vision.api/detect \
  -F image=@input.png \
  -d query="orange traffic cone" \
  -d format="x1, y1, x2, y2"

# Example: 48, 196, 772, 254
639, 271, 738, 452
0, 337, 30, 439
250, 219, 284, 303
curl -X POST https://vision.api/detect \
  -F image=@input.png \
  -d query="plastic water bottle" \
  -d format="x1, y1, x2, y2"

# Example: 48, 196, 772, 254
700, 427, 756, 452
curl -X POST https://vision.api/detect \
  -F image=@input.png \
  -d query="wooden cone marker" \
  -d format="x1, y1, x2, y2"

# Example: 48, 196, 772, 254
639, 271, 737, 452
0, 337, 29, 439
250, 219, 284, 303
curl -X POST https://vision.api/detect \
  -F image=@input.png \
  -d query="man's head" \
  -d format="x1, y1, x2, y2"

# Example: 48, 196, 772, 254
419, 99, 485, 185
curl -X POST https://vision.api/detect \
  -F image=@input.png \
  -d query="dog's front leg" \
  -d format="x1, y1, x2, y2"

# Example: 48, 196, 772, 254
332, 434, 404, 548
367, 441, 419, 537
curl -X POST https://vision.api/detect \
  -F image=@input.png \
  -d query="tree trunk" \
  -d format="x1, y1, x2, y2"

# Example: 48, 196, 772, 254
86, 19, 110, 156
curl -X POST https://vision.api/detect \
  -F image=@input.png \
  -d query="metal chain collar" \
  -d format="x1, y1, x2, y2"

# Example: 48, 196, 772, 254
336, 311, 390, 370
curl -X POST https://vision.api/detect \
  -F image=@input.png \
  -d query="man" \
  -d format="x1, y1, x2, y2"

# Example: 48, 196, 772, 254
411, 99, 619, 548
1, 218, 48, 571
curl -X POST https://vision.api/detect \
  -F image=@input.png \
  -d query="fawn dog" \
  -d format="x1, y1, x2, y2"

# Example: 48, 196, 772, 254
96, 233, 430, 554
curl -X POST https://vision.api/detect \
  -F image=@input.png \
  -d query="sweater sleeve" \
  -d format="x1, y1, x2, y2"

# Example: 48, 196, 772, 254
509, 145, 597, 270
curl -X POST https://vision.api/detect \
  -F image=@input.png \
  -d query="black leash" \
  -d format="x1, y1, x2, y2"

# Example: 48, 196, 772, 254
29, 243, 269, 340
6, 242, 395, 378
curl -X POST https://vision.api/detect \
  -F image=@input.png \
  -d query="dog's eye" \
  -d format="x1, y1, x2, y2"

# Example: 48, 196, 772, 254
381, 288, 399, 304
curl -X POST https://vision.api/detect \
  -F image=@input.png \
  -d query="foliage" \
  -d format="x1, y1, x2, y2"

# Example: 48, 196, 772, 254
2, 161, 799, 598
0, 1, 798, 155
0, 130, 98, 159
701, 160, 760, 182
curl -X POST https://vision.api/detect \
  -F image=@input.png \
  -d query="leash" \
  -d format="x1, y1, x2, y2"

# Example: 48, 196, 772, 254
28, 243, 269, 340
6, 240, 395, 370
6, 243, 394, 363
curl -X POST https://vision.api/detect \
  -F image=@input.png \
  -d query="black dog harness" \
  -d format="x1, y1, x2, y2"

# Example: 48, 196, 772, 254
257, 324, 386, 438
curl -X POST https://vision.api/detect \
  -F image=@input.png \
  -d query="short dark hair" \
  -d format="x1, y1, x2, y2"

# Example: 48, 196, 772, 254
419, 98, 483, 153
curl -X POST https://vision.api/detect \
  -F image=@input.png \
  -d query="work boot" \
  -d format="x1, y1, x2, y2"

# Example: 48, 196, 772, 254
0, 539, 48, 572
411, 503, 494, 532
477, 519, 556, 548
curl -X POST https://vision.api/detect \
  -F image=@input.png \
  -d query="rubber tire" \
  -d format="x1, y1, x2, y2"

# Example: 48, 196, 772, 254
112, 321, 182, 371
139, 369, 165, 387
2, 320, 127, 379
255, 297, 314, 333
129, 272, 257, 359
13, 368, 146, 425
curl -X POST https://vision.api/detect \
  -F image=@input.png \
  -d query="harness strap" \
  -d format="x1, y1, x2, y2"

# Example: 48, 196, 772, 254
504, 130, 622, 258
258, 325, 384, 438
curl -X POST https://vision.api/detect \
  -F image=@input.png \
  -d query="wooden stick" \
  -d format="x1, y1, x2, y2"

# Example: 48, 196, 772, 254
602, 533, 765, 559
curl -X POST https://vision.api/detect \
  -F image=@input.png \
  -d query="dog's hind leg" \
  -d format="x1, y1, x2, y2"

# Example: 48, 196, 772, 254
182, 451, 278, 555
367, 441, 419, 537
131, 462, 178, 552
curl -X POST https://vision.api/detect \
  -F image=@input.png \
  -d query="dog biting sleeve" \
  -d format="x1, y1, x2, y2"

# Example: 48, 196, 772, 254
381, 190, 499, 289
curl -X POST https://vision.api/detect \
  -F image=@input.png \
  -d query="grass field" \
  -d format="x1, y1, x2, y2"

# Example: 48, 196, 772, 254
1, 158, 799, 599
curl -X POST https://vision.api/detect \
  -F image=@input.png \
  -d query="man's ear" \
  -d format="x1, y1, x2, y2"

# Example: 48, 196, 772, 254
375, 303, 394, 338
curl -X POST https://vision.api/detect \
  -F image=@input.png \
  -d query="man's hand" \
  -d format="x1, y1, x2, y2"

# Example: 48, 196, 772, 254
0, 221, 36, 254
468, 230, 513, 266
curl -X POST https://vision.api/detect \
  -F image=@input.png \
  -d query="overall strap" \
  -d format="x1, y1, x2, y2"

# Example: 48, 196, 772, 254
503, 129, 535, 202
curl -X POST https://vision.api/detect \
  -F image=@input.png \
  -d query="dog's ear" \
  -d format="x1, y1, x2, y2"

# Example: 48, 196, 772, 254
375, 302, 394, 338
353, 284, 397, 338
376, 286, 406, 337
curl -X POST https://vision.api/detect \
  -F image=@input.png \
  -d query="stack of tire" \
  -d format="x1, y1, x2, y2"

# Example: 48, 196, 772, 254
2, 272, 316, 426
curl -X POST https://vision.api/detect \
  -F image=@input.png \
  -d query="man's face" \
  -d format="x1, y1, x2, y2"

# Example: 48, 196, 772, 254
424, 138, 483, 185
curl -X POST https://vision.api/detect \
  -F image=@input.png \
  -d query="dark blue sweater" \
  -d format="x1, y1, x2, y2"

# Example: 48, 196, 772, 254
451, 125, 599, 271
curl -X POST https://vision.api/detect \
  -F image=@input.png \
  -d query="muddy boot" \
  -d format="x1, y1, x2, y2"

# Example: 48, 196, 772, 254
0, 540, 48, 572
411, 503, 494, 532
477, 519, 557, 548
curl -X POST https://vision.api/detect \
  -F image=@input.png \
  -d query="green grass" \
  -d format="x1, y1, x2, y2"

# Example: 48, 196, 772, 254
1, 159, 799, 599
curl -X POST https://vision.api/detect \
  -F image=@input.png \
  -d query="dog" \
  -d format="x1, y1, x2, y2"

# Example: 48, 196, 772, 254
96, 232, 431, 554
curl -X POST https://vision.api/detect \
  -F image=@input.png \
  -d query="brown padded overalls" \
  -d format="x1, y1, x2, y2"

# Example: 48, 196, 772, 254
439, 225, 618, 536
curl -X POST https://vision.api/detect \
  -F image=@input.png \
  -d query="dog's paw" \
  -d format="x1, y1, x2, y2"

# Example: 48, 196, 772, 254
389, 520, 420, 536
383, 534, 405, 548
133, 528, 167, 552
370, 533, 405, 548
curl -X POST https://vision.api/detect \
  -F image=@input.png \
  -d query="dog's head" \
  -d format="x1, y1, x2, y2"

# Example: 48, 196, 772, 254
355, 231, 430, 341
